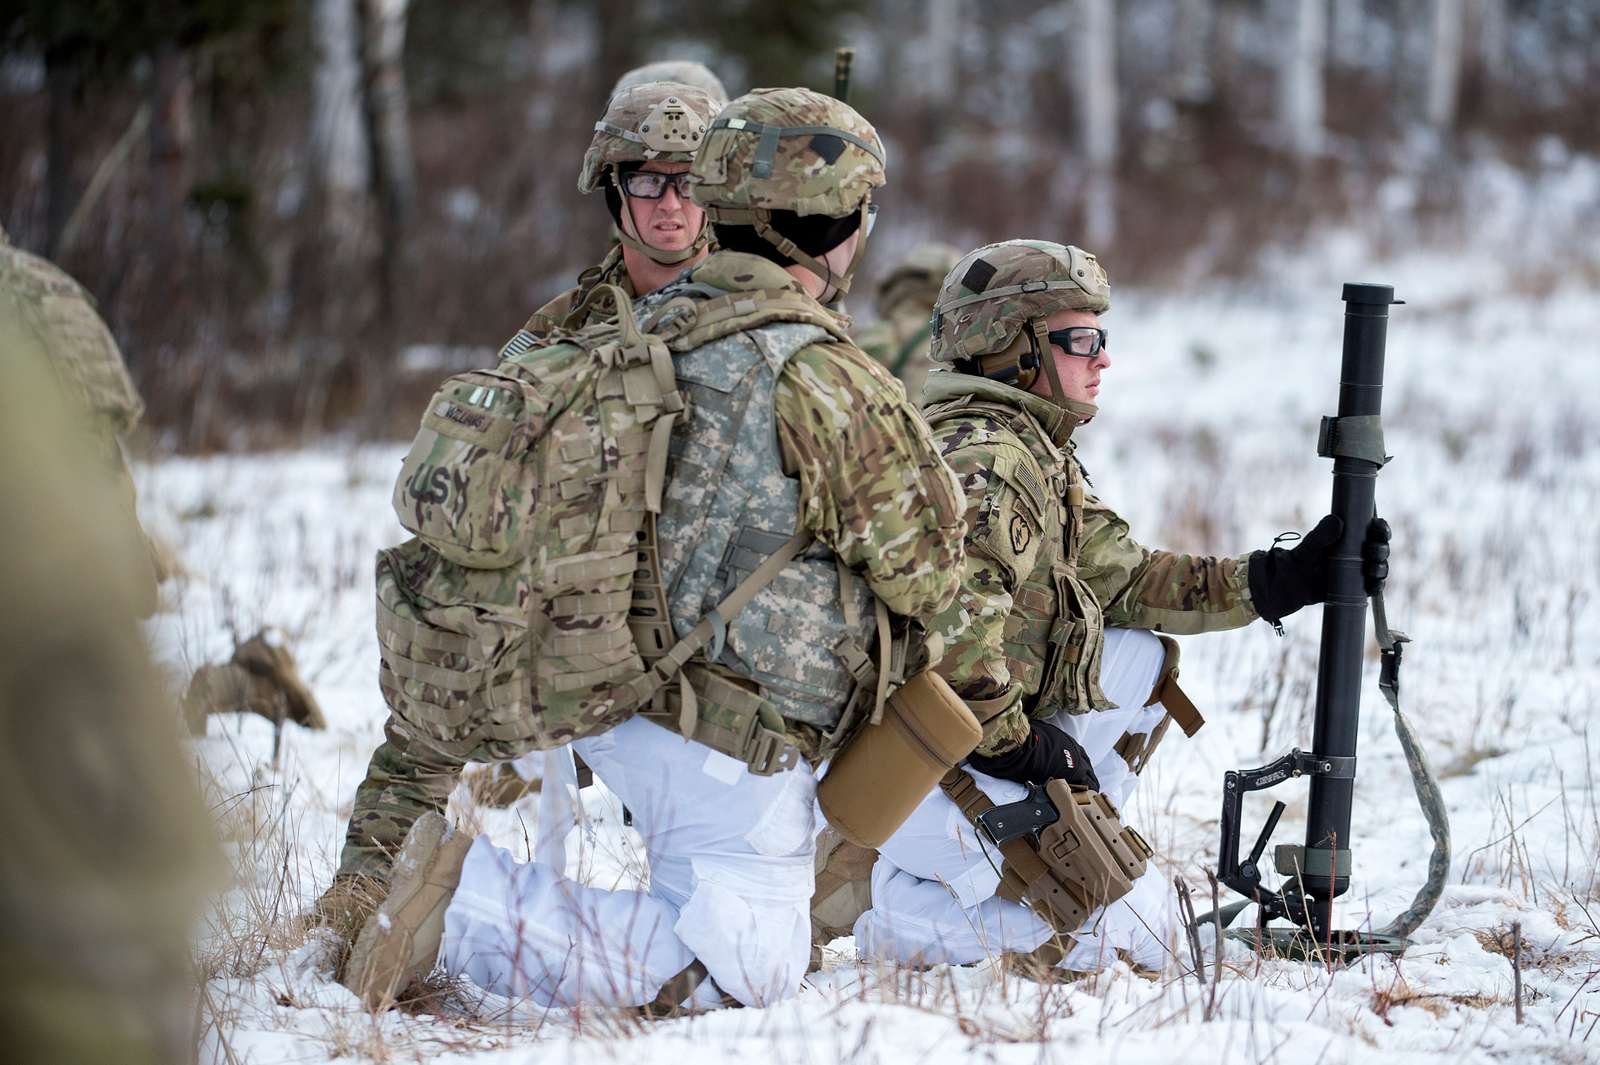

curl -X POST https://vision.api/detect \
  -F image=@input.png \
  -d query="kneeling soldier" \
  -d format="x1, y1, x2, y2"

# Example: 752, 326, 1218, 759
330, 87, 968, 1012
847, 239, 1386, 976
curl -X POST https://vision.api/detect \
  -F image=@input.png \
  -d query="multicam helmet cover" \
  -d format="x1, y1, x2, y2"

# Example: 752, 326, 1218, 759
929, 239, 1110, 407
609, 60, 729, 107
577, 81, 722, 195
876, 241, 961, 317
686, 87, 886, 295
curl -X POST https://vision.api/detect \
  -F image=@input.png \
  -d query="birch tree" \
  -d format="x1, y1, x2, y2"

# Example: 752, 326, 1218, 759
1074, 0, 1117, 246
309, 0, 372, 249
1427, 0, 1464, 131
1278, 0, 1325, 160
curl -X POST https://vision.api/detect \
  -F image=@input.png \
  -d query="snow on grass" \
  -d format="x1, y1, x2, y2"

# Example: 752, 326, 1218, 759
145, 251, 1600, 1063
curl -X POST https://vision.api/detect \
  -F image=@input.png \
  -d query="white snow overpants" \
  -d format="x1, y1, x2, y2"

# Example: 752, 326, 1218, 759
855, 628, 1178, 973
440, 715, 817, 1008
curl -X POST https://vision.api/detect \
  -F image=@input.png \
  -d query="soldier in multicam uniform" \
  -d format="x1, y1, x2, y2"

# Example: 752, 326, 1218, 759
0, 223, 160, 617
853, 241, 960, 401
837, 239, 1376, 975
332, 87, 966, 1012
523, 76, 726, 336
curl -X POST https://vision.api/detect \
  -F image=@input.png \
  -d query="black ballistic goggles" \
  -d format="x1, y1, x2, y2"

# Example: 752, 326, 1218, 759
1046, 326, 1108, 357
619, 170, 693, 199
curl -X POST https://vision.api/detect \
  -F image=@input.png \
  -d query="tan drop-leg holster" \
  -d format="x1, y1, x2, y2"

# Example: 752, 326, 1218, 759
940, 769, 1153, 968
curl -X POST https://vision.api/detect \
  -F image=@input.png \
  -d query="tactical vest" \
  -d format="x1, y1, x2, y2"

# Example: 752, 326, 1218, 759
652, 315, 878, 731
924, 390, 1113, 715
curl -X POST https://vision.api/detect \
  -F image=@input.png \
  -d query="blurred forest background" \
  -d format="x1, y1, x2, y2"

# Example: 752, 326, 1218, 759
2, 0, 1597, 449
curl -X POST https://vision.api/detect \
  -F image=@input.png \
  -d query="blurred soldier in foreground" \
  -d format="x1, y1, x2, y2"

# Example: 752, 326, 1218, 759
853, 241, 960, 401
836, 240, 1388, 976
0, 223, 160, 616
335, 86, 967, 1013
0, 326, 214, 1063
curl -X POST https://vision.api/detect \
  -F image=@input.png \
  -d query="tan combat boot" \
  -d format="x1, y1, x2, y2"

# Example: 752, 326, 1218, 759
341, 813, 473, 1008
808, 828, 877, 971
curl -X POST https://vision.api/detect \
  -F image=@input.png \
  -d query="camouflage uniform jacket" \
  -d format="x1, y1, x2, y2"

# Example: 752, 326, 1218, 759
921, 372, 1257, 755
855, 301, 937, 404
523, 245, 634, 337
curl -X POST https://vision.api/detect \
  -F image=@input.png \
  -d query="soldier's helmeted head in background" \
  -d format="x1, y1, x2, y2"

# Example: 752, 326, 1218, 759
579, 81, 723, 268
930, 239, 1112, 412
875, 241, 961, 319
609, 60, 729, 108
687, 87, 885, 303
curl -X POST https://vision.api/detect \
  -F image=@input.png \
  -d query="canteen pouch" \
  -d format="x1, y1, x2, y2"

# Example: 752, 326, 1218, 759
817, 669, 981, 848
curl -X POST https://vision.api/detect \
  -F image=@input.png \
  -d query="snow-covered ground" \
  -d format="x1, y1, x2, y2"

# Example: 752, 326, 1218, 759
145, 246, 1600, 1063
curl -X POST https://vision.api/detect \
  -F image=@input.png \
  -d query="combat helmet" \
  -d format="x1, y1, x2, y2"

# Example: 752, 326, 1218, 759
578, 81, 722, 265
929, 239, 1110, 409
687, 86, 885, 297
876, 241, 961, 318
610, 60, 728, 107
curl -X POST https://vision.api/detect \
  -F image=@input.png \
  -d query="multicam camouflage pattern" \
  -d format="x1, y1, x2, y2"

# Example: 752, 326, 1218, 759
339, 252, 966, 882
578, 81, 723, 194
610, 60, 729, 106
525, 247, 634, 337
0, 225, 144, 434
687, 87, 885, 220
0, 226, 159, 616
929, 239, 1110, 367
855, 242, 961, 400
922, 372, 1255, 755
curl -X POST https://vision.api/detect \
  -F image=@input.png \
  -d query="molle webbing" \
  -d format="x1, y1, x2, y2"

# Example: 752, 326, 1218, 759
1145, 633, 1203, 732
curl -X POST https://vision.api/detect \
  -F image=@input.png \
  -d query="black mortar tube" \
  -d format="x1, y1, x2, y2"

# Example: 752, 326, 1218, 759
1302, 283, 1398, 911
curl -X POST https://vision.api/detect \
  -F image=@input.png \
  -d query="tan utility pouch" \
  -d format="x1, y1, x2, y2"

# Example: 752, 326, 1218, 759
817, 670, 981, 848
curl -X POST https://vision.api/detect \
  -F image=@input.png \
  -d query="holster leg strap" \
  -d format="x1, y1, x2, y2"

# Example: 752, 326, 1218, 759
1145, 634, 1204, 737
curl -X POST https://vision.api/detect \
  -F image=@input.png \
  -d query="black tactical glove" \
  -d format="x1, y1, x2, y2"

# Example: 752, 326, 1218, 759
1248, 514, 1342, 626
967, 719, 1099, 791
1362, 517, 1392, 597
1250, 514, 1395, 625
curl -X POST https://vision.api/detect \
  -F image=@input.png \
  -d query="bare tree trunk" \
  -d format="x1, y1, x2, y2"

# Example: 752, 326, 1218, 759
594, 0, 639, 95
924, 0, 961, 109
358, 0, 415, 318
1173, 0, 1215, 108
1278, 0, 1325, 160
1075, 0, 1118, 247
309, 0, 372, 251
148, 42, 194, 249
1427, 0, 1464, 131
1471, 0, 1506, 82
44, 47, 81, 257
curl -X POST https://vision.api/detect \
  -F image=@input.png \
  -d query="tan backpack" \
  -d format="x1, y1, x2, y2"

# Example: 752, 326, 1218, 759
376, 284, 844, 762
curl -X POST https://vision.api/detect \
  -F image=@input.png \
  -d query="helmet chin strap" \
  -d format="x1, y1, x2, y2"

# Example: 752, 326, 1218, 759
612, 170, 710, 266
745, 198, 873, 300
1031, 317, 1072, 409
